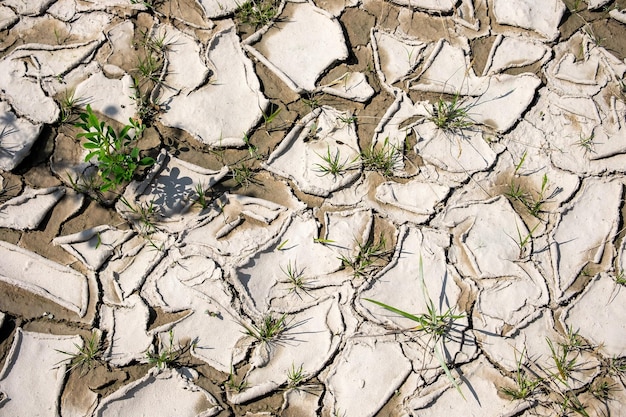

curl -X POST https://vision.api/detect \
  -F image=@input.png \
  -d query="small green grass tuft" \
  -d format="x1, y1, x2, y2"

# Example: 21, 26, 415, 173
313, 146, 357, 177
287, 363, 307, 388
235, 0, 279, 28
145, 330, 183, 369
427, 94, 475, 132
339, 235, 388, 278
280, 260, 310, 297
241, 313, 288, 343
231, 164, 256, 188
500, 349, 542, 400
225, 364, 248, 392
546, 337, 578, 384
120, 197, 160, 235
360, 137, 398, 177
576, 132, 595, 154
56, 331, 103, 376
364, 256, 466, 399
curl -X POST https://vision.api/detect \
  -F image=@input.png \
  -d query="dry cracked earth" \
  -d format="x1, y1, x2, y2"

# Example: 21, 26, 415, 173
1, 0, 626, 416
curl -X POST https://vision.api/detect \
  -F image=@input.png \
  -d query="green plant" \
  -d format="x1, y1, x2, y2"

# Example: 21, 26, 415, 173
339, 235, 388, 278
225, 364, 248, 392
364, 256, 466, 398
560, 392, 590, 417
240, 313, 288, 343
360, 137, 398, 177
615, 269, 626, 285
76, 105, 154, 192
136, 51, 162, 83
576, 132, 595, 154
56, 331, 103, 376
500, 349, 543, 400
235, 0, 279, 27
568, 0, 583, 12
120, 197, 160, 235
262, 105, 282, 130
506, 174, 551, 219
287, 363, 306, 388
280, 260, 310, 297
59, 89, 80, 123
130, 0, 158, 9
590, 380, 618, 400
561, 326, 589, 352
583, 23, 604, 47
193, 183, 210, 210
508, 221, 540, 259
302, 93, 323, 110
145, 330, 182, 369
427, 94, 475, 132
513, 151, 527, 175
313, 146, 357, 177
546, 337, 578, 384
231, 164, 256, 188
607, 357, 626, 375
336, 114, 357, 126
243, 135, 262, 160
313, 237, 335, 244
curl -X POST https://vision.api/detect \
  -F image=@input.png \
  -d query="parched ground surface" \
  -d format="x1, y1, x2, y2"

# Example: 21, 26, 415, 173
1, 0, 626, 416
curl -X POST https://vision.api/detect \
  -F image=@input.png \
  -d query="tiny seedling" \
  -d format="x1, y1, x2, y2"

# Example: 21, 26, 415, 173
506, 174, 551, 219
505, 181, 530, 203
513, 151, 527, 175
225, 364, 248, 392
313, 146, 357, 177
280, 260, 310, 297
339, 235, 388, 278
67, 172, 106, 202
560, 393, 590, 417
527, 174, 549, 218
136, 52, 162, 83
614, 269, 626, 286
243, 135, 262, 160
276, 239, 289, 250
194, 183, 210, 210
287, 363, 306, 388
235, 0, 279, 28
360, 137, 398, 177
59, 90, 80, 123
313, 237, 335, 244
240, 313, 287, 343
231, 164, 256, 188
500, 349, 542, 400
561, 326, 589, 352
262, 105, 282, 130
509, 221, 540, 259
590, 380, 618, 400
302, 93, 322, 110
336, 114, 357, 126
145, 330, 182, 369
583, 24, 604, 47
576, 132, 595, 154
607, 357, 626, 375
427, 94, 475, 132
120, 197, 160, 235
76, 105, 154, 192
364, 256, 466, 399
56, 331, 103, 376
546, 337, 578, 384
